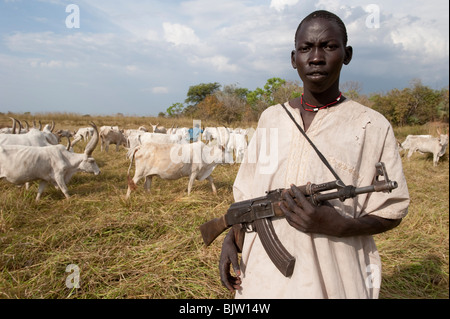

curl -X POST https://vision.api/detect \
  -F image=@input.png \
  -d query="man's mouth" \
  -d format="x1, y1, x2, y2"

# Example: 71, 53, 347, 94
307, 71, 327, 76
306, 71, 328, 80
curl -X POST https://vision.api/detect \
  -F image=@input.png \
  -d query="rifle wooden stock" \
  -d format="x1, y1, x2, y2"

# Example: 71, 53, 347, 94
200, 215, 229, 247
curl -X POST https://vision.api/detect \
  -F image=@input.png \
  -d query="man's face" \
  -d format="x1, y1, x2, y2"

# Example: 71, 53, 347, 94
291, 18, 352, 94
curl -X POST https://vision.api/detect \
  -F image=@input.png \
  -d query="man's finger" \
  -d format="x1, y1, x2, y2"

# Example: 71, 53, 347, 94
290, 184, 312, 207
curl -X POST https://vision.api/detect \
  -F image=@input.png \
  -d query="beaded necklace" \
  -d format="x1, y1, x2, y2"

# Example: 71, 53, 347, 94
301, 92, 342, 112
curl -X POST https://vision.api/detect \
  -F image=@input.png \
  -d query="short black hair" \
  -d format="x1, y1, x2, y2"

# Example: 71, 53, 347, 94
295, 10, 348, 46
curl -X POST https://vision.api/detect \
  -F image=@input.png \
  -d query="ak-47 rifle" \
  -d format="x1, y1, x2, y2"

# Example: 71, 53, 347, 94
199, 162, 398, 277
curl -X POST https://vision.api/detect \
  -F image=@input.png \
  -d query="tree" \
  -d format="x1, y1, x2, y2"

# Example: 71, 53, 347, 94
215, 84, 247, 123
192, 84, 247, 124
272, 80, 303, 105
247, 77, 286, 108
185, 82, 221, 106
340, 81, 362, 100
370, 80, 445, 126
166, 102, 185, 118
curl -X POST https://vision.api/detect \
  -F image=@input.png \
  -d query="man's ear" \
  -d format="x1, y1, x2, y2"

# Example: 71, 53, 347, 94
291, 50, 297, 69
344, 46, 353, 65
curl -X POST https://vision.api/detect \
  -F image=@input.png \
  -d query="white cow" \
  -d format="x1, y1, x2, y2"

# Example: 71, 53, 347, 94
150, 123, 167, 134
0, 117, 27, 134
202, 126, 230, 149
169, 127, 190, 142
126, 132, 182, 159
401, 131, 449, 166
0, 123, 100, 201
126, 141, 225, 198
0, 126, 59, 146
100, 126, 127, 152
227, 131, 248, 163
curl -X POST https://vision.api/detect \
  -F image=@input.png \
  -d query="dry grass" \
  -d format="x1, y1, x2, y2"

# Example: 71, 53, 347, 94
0, 114, 448, 299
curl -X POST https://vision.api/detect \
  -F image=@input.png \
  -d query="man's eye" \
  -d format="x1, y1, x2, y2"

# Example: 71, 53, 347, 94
325, 44, 338, 50
299, 46, 310, 52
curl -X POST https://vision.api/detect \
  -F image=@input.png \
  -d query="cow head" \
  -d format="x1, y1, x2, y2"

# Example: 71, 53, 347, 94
81, 122, 100, 175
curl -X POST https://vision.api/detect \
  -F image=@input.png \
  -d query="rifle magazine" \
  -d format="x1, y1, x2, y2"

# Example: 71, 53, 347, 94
254, 218, 295, 277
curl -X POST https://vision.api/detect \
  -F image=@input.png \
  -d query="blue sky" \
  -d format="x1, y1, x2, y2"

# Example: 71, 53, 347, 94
0, 0, 449, 116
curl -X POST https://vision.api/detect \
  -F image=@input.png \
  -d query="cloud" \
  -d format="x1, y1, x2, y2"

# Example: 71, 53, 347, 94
390, 19, 448, 60
151, 86, 169, 94
189, 55, 238, 72
163, 22, 200, 46
270, 0, 299, 12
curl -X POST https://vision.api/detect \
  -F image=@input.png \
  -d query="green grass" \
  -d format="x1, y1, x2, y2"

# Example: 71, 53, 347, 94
0, 115, 448, 299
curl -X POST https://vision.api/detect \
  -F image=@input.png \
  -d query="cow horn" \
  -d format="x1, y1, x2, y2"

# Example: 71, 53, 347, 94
85, 122, 99, 156
9, 117, 16, 134
16, 119, 23, 134
24, 120, 29, 131
66, 136, 71, 151
50, 120, 55, 132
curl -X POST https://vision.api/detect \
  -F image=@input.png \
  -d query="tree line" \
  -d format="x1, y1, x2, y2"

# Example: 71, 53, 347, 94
160, 78, 449, 126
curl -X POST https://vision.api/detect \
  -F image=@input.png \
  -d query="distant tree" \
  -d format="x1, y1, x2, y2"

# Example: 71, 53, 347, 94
192, 84, 247, 124
215, 84, 247, 123
371, 79, 444, 126
340, 81, 362, 100
166, 102, 185, 118
437, 86, 449, 122
185, 82, 221, 106
272, 80, 303, 104
247, 77, 286, 109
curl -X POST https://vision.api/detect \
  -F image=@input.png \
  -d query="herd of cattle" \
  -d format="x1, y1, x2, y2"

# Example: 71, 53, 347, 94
0, 117, 448, 201
0, 118, 251, 201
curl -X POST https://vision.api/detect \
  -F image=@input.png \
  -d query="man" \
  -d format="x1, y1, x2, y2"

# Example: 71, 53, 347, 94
219, 10, 410, 298
188, 124, 203, 142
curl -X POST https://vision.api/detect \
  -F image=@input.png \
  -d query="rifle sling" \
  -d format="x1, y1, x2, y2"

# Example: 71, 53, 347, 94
281, 103, 344, 184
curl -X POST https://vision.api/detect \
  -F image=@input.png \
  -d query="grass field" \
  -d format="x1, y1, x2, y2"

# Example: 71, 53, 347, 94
0, 115, 448, 299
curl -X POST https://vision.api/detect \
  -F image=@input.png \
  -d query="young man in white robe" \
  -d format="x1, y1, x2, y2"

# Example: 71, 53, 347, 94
219, 10, 410, 299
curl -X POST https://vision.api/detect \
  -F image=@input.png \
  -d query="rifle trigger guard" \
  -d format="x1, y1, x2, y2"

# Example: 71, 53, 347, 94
243, 222, 255, 233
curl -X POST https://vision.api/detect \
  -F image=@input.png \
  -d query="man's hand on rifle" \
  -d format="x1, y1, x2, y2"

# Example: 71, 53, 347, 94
219, 229, 242, 293
280, 184, 403, 237
280, 184, 348, 237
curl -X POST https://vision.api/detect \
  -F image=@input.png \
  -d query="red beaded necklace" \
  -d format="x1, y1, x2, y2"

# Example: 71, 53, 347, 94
301, 92, 342, 112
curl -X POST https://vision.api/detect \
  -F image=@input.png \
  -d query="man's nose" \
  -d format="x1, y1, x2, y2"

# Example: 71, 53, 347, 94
309, 48, 325, 64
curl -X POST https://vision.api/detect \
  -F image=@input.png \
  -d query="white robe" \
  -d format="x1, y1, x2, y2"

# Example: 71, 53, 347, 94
233, 100, 410, 299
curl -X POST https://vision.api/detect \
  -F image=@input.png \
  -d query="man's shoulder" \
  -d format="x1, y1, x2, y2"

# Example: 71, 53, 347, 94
343, 99, 391, 123
259, 103, 285, 120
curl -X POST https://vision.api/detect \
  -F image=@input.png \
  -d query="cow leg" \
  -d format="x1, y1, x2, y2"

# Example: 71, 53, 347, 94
144, 175, 152, 192
407, 149, 414, 160
54, 175, 70, 199
433, 153, 439, 166
188, 173, 197, 195
36, 181, 48, 202
206, 175, 217, 195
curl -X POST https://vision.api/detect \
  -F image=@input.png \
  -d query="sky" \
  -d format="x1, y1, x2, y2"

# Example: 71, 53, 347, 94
0, 0, 448, 116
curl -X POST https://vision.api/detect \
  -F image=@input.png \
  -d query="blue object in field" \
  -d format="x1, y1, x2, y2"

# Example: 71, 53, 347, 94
188, 125, 203, 142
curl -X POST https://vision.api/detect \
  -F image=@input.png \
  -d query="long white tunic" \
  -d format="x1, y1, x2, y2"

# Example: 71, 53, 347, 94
233, 100, 410, 299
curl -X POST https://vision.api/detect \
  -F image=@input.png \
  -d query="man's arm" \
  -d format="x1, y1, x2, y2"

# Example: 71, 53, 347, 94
280, 184, 402, 237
